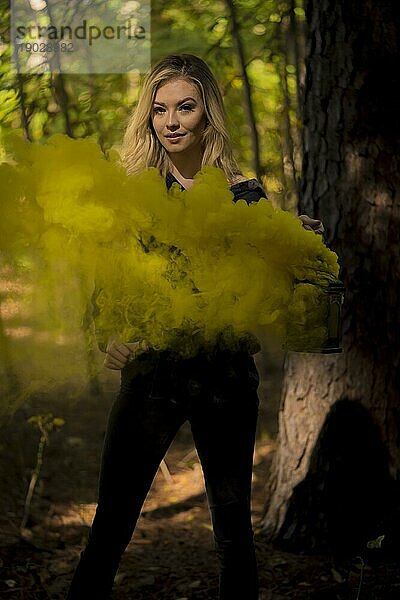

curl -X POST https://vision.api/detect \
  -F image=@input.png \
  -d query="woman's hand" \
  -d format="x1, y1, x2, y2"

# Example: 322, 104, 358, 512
103, 339, 149, 370
299, 214, 325, 235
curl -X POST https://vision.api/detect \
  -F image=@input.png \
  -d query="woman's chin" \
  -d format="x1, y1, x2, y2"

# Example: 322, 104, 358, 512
165, 145, 190, 155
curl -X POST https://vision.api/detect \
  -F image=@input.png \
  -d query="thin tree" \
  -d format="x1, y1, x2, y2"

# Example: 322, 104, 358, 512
225, 0, 263, 180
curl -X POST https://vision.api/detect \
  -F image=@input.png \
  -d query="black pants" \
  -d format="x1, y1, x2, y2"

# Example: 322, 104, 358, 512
66, 349, 260, 599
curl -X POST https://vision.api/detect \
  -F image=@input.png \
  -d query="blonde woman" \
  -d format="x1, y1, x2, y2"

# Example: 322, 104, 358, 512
66, 54, 323, 600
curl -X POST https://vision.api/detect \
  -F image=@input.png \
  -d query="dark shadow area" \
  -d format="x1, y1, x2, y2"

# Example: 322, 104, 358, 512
254, 345, 286, 439
2, 380, 400, 598
275, 398, 399, 557
141, 491, 206, 519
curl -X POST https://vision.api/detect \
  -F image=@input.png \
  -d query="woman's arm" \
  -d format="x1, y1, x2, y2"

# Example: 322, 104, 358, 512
230, 178, 324, 235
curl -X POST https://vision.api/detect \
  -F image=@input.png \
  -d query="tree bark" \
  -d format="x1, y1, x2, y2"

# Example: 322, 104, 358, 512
44, 1, 73, 137
15, 74, 31, 142
225, 0, 263, 180
278, 48, 298, 209
262, 0, 400, 555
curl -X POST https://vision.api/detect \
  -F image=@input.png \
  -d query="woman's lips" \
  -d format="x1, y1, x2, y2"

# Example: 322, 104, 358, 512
165, 134, 186, 142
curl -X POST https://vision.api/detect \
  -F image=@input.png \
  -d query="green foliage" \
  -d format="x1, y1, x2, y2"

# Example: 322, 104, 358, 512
20, 412, 65, 531
27, 413, 65, 432
0, 0, 304, 204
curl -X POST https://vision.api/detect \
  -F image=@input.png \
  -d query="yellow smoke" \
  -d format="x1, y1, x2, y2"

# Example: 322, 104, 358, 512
0, 133, 339, 405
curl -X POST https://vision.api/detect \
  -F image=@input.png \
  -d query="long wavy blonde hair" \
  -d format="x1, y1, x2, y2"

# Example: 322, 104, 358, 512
120, 54, 243, 182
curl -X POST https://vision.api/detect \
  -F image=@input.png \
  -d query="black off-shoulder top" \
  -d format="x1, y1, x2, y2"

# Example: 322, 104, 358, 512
165, 172, 268, 205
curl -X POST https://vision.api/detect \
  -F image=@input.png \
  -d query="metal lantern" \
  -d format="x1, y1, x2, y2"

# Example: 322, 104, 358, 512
285, 279, 345, 354
322, 280, 346, 353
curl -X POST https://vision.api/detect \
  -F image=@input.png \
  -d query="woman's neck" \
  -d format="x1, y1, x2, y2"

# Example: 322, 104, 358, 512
169, 147, 203, 180
170, 170, 194, 190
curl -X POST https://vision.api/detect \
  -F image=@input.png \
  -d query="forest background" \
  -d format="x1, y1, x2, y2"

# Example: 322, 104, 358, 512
0, 0, 399, 598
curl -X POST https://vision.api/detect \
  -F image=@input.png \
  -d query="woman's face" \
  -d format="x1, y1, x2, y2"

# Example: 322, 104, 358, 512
151, 78, 207, 157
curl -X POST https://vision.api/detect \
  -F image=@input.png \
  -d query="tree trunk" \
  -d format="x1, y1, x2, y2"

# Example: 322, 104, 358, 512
262, 0, 400, 555
225, 0, 263, 180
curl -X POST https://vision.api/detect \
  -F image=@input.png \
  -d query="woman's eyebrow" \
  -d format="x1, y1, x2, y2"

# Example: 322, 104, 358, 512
153, 97, 197, 106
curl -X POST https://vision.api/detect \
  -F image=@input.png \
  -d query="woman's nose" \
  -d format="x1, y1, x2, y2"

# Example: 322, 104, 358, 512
166, 111, 180, 127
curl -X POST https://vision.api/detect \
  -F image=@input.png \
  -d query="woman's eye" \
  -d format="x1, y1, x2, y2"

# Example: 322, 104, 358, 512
180, 104, 194, 112
153, 105, 194, 115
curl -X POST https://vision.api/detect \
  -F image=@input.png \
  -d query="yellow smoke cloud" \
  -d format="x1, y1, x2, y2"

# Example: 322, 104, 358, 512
0, 133, 339, 406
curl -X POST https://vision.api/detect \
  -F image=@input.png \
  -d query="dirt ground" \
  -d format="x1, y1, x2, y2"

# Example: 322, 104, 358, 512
0, 353, 399, 599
